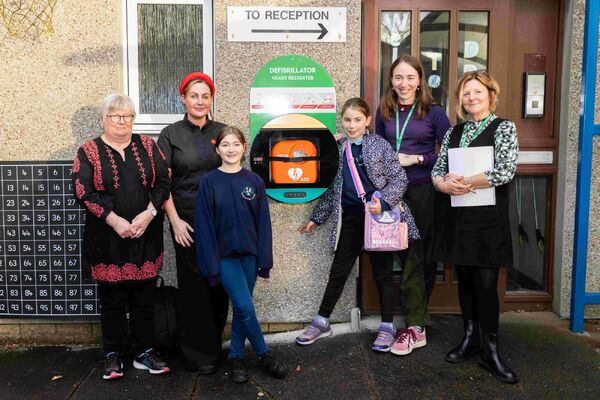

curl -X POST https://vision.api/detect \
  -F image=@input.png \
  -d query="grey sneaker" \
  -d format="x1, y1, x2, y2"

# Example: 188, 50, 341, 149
295, 319, 332, 345
371, 325, 396, 353
133, 348, 170, 375
102, 352, 123, 380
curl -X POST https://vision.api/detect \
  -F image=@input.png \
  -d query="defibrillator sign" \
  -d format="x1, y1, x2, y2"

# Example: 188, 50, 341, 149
249, 55, 339, 204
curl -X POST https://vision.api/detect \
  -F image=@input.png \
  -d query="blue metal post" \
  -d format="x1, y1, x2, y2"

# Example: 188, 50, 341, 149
570, 0, 600, 333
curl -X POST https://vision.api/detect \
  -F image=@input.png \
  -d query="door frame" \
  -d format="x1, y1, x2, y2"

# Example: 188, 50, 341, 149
360, 0, 564, 314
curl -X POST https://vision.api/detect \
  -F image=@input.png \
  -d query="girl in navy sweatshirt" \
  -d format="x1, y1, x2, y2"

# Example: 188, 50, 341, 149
195, 126, 288, 383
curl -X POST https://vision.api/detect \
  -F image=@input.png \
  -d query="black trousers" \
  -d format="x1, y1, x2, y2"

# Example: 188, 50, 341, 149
404, 183, 437, 302
318, 212, 395, 322
455, 265, 500, 334
98, 278, 156, 355
172, 234, 229, 368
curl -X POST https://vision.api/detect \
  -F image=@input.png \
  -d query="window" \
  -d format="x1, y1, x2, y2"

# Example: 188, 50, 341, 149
379, 11, 411, 95
123, 0, 213, 133
419, 11, 450, 111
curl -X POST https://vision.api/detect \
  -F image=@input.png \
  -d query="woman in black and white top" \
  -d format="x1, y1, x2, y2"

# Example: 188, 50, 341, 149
432, 70, 519, 384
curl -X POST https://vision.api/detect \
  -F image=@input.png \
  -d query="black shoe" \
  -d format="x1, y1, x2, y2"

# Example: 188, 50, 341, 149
445, 319, 481, 363
230, 358, 249, 383
197, 364, 217, 375
258, 352, 288, 379
133, 348, 171, 375
102, 352, 124, 380
479, 333, 519, 384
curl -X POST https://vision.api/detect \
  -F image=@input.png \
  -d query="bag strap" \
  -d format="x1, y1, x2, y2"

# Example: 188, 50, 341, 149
345, 141, 366, 204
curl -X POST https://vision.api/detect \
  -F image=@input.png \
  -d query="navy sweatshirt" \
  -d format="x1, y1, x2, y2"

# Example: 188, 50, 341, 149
342, 142, 391, 215
195, 168, 273, 285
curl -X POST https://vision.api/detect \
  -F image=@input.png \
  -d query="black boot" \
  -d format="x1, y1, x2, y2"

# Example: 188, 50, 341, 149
229, 358, 249, 383
445, 319, 480, 363
258, 352, 288, 379
479, 333, 518, 384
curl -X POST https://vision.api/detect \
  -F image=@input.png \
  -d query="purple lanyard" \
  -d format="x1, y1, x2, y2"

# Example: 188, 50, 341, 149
345, 141, 366, 204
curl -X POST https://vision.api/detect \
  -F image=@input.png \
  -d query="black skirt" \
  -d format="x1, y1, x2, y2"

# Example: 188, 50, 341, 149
433, 188, 512, 268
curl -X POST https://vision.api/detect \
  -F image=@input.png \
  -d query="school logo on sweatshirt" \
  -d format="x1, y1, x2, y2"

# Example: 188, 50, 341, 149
241, 186, 256, 200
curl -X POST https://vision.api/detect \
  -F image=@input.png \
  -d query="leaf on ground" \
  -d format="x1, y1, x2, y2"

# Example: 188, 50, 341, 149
51, 375, 63, 381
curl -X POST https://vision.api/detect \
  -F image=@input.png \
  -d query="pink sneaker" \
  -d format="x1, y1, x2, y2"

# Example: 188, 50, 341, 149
390, 326, 427, 356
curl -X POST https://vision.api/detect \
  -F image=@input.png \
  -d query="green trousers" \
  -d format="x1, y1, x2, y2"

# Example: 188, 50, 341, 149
394, 239, 431, 327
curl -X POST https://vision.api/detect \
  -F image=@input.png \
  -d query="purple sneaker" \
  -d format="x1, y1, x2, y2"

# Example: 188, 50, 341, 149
295, 319, 333, 345
371, 325, 396, 353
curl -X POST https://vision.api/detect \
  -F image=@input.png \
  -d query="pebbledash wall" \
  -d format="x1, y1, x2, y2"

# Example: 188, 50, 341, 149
555, 0, 600, 318
0, 0, 597, 344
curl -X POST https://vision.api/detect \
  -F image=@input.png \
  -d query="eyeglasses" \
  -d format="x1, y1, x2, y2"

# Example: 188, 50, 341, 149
107, 114, 134, 123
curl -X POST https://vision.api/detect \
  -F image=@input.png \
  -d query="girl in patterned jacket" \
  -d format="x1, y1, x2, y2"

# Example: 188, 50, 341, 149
296, 97, 421, 353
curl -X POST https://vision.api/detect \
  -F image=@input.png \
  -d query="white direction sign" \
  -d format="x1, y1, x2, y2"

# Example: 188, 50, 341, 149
227, 6, 346, 42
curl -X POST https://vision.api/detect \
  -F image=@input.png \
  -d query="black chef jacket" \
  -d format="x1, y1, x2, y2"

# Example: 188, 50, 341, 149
157, 115, 227, 224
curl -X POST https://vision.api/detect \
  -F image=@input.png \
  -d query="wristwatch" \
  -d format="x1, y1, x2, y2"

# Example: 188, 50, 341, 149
147, 207, 158, 217
417, 155, 424, 165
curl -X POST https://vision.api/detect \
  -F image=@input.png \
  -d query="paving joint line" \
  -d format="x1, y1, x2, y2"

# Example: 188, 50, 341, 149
250, 377, 276, 399
188, 372, 201, 399
67, 361, 96, 399
355, 333, 380, 400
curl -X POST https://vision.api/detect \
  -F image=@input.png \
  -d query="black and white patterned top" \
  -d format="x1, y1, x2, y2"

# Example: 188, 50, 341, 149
431, 114, 519, 187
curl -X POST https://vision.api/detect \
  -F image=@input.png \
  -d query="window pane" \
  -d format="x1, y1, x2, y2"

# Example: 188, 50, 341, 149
458, 11, 489, 78
507, 176, 549, 292
138, 3, 203, 115
380, 11, 411, 97
419, 11, 449, 111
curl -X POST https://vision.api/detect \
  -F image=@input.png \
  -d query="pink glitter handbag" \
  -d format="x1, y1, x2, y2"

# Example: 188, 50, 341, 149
345, 142, 408, 252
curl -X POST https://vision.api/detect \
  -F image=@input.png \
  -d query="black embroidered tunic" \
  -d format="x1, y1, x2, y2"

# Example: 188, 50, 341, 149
72, 134, 170, 283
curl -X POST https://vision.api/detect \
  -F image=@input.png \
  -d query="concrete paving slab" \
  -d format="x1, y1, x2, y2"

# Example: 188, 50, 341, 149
0, 346, 98, 400
251, 333, 374, 399
363, 315, 600, 400
71, 353, 198, 400
1, 313, 598, 399
193, 368, 274, 400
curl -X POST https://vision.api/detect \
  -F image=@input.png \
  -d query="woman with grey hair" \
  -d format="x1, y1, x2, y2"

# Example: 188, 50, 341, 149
72, 94, 171, 380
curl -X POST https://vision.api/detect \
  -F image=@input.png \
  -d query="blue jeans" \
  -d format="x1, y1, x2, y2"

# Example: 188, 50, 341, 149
219, 255, 269, 358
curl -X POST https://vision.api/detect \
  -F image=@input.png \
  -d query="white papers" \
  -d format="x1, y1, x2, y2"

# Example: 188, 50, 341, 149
448, 146, 496, 207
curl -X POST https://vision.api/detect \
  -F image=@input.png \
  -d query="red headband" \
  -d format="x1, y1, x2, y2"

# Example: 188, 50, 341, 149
179, 72, 216, 96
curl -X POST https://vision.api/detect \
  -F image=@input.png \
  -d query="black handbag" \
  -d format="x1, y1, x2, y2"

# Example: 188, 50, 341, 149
153, 276, 179, 353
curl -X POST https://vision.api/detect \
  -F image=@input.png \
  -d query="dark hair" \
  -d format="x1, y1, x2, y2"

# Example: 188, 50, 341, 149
341, 97, 371, 118
378, 54, 433, 120
214, 126, 247, 162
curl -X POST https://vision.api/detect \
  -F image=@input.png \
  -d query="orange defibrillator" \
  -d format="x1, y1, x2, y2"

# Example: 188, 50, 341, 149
269, 138, 319, 184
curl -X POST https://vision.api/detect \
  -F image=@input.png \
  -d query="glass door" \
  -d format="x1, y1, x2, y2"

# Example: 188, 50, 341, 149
376, 9, 490, 119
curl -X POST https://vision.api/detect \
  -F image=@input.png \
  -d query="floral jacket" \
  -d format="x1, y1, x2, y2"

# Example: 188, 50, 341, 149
310, 132, 420, 252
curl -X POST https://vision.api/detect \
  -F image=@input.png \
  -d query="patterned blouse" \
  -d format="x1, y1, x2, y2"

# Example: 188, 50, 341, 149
431, 114, 519, 187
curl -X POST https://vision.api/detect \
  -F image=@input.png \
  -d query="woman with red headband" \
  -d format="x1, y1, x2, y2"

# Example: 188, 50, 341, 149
157, 72, 229, 374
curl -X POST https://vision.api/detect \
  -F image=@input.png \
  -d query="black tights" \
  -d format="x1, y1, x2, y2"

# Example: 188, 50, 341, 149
455, 265, 499, 334
318, 212, 395, 322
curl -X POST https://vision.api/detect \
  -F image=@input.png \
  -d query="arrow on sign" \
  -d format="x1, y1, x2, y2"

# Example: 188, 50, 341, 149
252, 23, 328, 39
